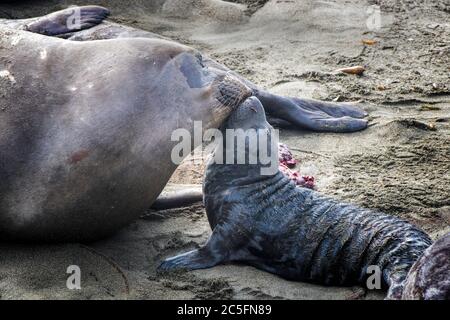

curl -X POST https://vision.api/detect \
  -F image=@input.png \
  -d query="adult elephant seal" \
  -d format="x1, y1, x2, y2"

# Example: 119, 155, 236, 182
0, 26, 251, 241
1, 5, 369, 133
159, 96, 433, 300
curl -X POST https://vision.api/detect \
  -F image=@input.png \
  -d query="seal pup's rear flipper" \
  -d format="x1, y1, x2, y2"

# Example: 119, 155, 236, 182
23, 6, 109, 37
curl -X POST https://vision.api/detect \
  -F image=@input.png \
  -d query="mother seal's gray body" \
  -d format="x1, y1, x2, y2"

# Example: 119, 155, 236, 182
1, 6, 369, 133
159, 97, 433, 299
0, 25, 251, 241
0, 6, 370, 241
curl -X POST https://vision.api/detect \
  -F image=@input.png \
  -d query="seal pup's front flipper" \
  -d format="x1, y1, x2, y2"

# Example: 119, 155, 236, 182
22, 6, 109, 37
158, 248, 219, 271
158, 224, 237, 271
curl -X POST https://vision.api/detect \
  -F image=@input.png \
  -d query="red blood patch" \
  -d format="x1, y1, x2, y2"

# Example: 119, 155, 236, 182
278, 143, 315, 189
68, 149, 89, 164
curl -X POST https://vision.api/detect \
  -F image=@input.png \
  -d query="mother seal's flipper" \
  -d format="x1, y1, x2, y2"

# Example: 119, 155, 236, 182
11, 6, 369, 133
6, 6, 110, 36
256, 91, 368, 132
290, 97, 367, 119
151, 186, 203, 210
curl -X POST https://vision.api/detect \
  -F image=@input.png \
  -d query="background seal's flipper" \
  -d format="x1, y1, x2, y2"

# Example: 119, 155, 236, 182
24, 5, 109, 36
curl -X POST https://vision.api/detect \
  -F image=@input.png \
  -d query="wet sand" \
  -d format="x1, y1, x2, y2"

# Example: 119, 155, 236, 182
0, 0, 448, 299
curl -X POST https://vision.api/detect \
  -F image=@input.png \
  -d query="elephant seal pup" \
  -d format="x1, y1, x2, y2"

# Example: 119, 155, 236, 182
0, 26, 251, 241
159, 96, 433, 299
1, 5, 369, 133
402, 232, 450, 300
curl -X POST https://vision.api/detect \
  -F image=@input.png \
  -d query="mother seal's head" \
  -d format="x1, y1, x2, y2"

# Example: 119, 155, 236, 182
145, 41, 253, 128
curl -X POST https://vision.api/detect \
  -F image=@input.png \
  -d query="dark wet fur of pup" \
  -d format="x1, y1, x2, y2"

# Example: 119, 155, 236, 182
160, 96, 432, 300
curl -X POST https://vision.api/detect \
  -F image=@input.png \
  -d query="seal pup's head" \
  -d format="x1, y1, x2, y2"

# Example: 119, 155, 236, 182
223, 96, 269, 131
208, 96, 279, 178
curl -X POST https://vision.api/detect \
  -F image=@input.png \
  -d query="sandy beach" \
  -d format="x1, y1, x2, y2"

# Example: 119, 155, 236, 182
0, 0, 448, 299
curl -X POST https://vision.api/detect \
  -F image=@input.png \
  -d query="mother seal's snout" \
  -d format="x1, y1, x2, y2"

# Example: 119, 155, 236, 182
216, 73, 252, 109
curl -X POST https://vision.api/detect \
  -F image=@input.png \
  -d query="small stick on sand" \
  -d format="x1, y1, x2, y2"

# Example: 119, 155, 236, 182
362, 39, 377, 45
336, 66, 365, 75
